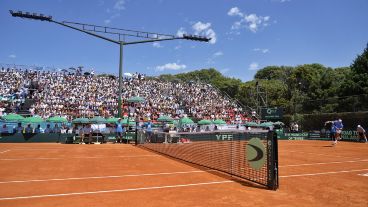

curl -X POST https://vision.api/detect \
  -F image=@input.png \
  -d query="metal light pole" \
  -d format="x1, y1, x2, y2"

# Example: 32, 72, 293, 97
10, 10, 211, 118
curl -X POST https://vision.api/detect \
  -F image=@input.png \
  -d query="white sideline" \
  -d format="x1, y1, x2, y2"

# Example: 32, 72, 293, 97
280, 168, 368, 178
0, 180, 233, 201
279, 159, 368, 167
0, 170, 213, 184
0, 154, 159, 161
0, 150, 10, 154
283, 150, 360, 160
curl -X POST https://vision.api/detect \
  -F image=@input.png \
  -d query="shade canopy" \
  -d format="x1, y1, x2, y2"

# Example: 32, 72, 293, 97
259, 122, 274, 127
1, 113, 25, 122
157, 115, 173, 122
90, 116, 107, 124
213, 119, 226, 125
72, 118, 90, 124
179, 117, 194, 125
23, 116, 44, 123
47, 116, 68, 123
245, 122, 259, 127
106, 117, 120, 123
198, 119, 212, 125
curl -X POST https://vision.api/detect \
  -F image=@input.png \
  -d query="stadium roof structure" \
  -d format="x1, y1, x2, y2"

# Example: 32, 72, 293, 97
9, 10, 211, 118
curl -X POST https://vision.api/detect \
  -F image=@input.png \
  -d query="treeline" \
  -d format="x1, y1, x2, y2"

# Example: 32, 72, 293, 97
158, 44, 368, 118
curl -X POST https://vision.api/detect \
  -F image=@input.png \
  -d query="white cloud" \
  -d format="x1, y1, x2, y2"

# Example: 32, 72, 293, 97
155, 63, 186, 71
178, 22, 217, 44
228, 7, 271, 33
176, 27, 186, 37
153, 42, 163, 48
213, 51, 223, 57
104, 19, 111, 24
192, 22, 216, 44
192, 22, 211, 34
114, 0, 125, 10
227, 7, 243, 17
253, 48, 270, 53
249, 62, 259, 70
8, 54, 16, 58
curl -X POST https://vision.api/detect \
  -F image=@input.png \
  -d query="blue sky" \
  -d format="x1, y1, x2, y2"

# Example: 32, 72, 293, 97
0, 0, 367, 81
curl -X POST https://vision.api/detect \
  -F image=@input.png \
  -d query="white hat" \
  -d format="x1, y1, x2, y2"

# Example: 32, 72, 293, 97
358, 125, 361, 127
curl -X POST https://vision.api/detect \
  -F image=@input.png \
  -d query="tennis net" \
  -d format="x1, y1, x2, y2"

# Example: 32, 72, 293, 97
137, 130, 278, 190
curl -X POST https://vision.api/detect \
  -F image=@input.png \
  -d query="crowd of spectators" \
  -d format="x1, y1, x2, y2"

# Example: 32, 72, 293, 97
0, 67, 248, 123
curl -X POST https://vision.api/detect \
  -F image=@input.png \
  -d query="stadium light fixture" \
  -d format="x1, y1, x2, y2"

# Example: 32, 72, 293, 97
9, 10, 211, 118
10, 10, 52, 21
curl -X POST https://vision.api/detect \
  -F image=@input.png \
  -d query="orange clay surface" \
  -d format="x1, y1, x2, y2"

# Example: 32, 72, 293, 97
0, 141, 367, 207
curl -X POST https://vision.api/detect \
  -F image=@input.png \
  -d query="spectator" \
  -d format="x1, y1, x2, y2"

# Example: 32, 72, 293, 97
357, 125, 367, 143
24, 124, 33, 133
34, 124, 41, 133
1, 124, 8, 133
44, 124, 53, 133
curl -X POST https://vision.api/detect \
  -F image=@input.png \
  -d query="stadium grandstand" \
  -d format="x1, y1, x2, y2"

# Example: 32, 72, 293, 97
0, 65, 251, 123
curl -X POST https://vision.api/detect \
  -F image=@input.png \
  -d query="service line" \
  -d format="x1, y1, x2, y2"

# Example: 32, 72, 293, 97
0, 170, 214, 184
0, 154, 159, 161
0, 180, 233, 201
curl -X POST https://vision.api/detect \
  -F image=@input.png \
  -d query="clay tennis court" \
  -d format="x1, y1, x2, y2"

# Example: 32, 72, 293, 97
0, 141, 367, 207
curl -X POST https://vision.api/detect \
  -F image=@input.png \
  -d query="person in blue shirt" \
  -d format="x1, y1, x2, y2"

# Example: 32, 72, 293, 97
24, 124, 33, 133
34, 124, 41, 133
115, 118, 124, 144
334, 119, 343, 141
331, 124, 337, 145
14, 123, 23, 133
146, 120, 153, 143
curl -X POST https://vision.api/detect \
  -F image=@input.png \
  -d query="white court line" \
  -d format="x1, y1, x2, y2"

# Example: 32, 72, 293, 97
280, 159, 368, 167
0, 170, 214, 184
10, 148, 136, 151
0, 150, 10, 154
282, 150, 360, 160
280, 169, 368, 178
0, 180, 233, 201
0, 154, 159, 161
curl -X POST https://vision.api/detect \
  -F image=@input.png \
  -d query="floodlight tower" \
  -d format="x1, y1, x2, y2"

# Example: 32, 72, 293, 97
10, 10, 211, 118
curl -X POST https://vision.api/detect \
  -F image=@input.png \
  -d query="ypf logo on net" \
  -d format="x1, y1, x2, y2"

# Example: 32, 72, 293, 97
246, 138, 266, 170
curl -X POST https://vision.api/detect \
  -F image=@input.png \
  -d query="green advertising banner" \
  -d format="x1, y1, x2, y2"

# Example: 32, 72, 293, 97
261, 107, 283, 120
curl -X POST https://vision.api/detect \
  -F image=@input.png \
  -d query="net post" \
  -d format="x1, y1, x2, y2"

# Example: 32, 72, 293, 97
267, 131, 279, 190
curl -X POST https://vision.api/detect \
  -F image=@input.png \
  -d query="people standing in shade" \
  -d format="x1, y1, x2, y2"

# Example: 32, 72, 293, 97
14, 123, 23, 133
84, 124, 93, 144
24, 124, 33, 133
1, 124, 8, 133
53, 124, 61, 134
357, 125, 367, 143
79, 124, 85, 144
334, 119, 344, 140
44, 124, 53, 134
34, 124, 41, 133
115, 118, 124, 144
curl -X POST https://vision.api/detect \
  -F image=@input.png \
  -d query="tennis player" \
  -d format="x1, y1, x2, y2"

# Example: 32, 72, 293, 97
334, 119, 344, 140
331, 123, 338, 145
